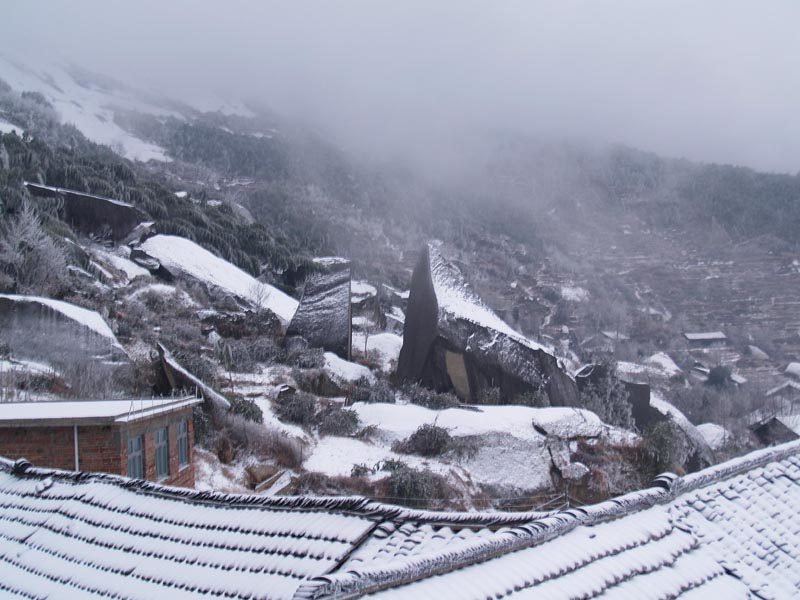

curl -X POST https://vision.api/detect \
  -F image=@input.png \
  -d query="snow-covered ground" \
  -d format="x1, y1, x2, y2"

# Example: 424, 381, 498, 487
128, 283, 197, 308
561, 285, 589, 302
617, 352, 682, 383
138, 235, 298, 322
0, 56, 172, 162
0, 118, 22, 135
324, 352, 376, 386
305, 402, 630, 491
352, 332, 402, 372
697, 423, 729, 451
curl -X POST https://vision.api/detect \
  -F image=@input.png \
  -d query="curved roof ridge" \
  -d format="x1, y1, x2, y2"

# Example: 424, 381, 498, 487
0, 456, 547, 525
296, 438, 800, 598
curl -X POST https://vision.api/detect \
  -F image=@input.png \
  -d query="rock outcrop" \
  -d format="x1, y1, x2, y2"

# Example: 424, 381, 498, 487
397, 245, 579, 406
285, 260, 352, 359
25, 182, 148, 241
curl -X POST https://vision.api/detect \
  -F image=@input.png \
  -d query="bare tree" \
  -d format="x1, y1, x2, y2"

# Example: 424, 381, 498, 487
248, 281, 271, 316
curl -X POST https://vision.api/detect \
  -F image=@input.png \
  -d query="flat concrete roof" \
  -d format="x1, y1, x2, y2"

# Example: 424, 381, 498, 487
0, 397, 202, 427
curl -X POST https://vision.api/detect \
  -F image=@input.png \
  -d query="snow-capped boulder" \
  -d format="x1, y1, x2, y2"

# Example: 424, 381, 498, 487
138, 235, 298, 323
0, 294, 127, 367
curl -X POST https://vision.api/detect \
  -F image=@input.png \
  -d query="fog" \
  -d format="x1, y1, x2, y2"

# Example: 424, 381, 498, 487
3, 1, 800, 173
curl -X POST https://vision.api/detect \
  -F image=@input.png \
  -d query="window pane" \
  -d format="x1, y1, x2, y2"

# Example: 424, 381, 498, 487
127, 435, 143, 479
155, 427, 169, 478
177, 419, 189, 467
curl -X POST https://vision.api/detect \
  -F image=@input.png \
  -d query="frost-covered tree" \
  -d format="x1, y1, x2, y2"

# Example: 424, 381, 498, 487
0, 203, 67, 294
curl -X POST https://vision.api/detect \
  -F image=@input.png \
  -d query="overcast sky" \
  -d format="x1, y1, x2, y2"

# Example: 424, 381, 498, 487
3, 1, 799, 173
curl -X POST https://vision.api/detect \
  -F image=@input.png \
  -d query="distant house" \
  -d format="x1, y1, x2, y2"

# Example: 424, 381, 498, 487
0, 397, 201, 487
684, 331, 727, 347
752, 415, 800, 446
766, 380, 800, 401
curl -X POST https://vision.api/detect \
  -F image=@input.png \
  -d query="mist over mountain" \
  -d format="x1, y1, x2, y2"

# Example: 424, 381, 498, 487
2, 7, 800, 592
3, 1, 800, 174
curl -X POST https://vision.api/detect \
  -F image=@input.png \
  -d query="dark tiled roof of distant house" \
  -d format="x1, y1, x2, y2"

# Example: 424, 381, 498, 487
2, 440, 800, 599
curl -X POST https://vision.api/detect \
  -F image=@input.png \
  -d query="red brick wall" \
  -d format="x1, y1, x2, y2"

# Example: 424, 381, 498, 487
0, 426, 75, 470
120, 407, 195, 488
0, 407, 195, 488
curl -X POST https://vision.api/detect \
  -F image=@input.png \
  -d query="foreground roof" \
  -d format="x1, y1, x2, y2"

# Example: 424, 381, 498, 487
2, 440, 800, 599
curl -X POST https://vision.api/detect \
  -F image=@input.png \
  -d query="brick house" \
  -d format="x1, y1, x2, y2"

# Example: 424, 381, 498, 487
0, 396, 202, 487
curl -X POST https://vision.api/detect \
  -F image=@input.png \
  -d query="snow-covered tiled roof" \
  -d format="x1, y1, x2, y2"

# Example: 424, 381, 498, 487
303, 440, 800, 599
3, 440, 800, 599
0, 397, 201, 426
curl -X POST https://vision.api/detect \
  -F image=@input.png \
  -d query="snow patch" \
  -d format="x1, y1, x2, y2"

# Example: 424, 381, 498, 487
560, 285, 589, 302
324, 352, 376, 386
352, 332, 403, 372
128, 283, 196, 307
0, 118, 22, 135
697, 423, 729, 450
644, 352, 681, 377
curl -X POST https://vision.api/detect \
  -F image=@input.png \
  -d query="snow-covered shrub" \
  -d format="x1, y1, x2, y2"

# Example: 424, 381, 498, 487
514, 386, 551, 407
383, 464, 453, 509
210, 409, 303, 468
447, 435, 482, 462
349, 378, 395, 404
478, 386, 502, 405
275, 391, 316, 425
402, 382, 459, 410
350, 463, 372, 477
393, 423, 452, 457
228, 395, 264, 424
315, 405, 360, 436
285, 347, 324, 369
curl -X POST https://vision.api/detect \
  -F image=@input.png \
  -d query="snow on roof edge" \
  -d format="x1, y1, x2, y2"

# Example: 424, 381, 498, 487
301, 438, 800, 598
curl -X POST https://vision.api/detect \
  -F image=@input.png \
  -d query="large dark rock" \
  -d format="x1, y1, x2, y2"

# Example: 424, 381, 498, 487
397, 245, 579, 406
25, 182, 148, 241
285, 261, 352, 359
